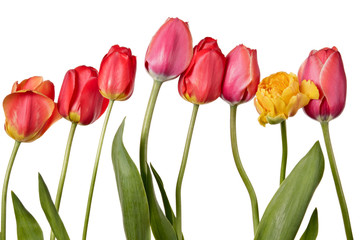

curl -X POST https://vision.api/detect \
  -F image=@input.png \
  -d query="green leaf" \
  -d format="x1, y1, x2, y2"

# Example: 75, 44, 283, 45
145, 163, 177, 240
150, 163, 176, 225
112, 119, 151, 240
11, 192, 43, 240
38, 174, 70, 240
255, 141, 324, 240
300, 208, 319, 240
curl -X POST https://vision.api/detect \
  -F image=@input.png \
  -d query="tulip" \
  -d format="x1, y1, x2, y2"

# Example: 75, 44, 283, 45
3, 76, 61, 142
145, 17, 193, 81
221, 44, 260, 105
178, 37, 226, 104
254, 72, 319, 127
2, 76, 61, 240
298, 47, 346, 122
221, 44, 260, 233
83, 45, 136, 239
98, 45, 136, 101
58, 65, 109, 125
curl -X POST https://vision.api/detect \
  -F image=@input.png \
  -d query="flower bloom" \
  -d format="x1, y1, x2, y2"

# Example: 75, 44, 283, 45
254, 72, 319, 126
298, 47, 346, 122
221, 44, 260, 105
3, 76, 61, 142
58, 66, 109, 125
178, 37, 226, 104
145, 17, 193, 82
98, 45, 136, 101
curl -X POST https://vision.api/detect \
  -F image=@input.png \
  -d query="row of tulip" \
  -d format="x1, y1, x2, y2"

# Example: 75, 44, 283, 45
1, 17, 352, 240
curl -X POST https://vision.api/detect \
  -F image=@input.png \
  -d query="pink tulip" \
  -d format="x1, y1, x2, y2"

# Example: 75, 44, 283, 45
221, 44, 260, 105
145, 18, 193, 81
298, 47, 346, 122
178, 37, 226, 104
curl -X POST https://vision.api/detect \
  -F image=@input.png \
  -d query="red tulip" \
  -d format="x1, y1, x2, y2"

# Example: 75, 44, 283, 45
298, 47, 346, 122
3, 76, 61, 142
98, 45, 136, 101
145, 17, 193, 82
58, 66, 109, 125
178, 37, 226, 104
221, 44, 260, 105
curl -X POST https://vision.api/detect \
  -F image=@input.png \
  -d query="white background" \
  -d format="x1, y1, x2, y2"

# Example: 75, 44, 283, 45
0, 0, 359, 239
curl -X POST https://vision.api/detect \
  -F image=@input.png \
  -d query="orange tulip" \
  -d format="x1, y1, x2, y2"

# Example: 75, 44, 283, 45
3, 76, 61, 142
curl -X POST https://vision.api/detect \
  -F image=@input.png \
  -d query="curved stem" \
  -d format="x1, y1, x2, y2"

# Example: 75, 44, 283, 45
175, 104, 199, 240
1, 141, 21, 240
140, 80, 163, 183
50, 122, 77, 240
321, 122, 353, 240
82, 100, 114, 240
230, 105, 259, 234
279, 120, 288, 185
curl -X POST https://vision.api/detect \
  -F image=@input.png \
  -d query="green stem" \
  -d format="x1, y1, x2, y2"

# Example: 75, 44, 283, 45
82, 100, 114, 240
50, 122, 77, 240
229, 105, 259, 234
279, 120, 288, 185
1, 141, 21, 240
175, 104, 199, 240
140, 80, 163, 184
321, 121, 353, 240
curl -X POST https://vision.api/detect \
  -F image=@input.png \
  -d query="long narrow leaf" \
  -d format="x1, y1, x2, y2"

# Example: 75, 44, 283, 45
11, 191, 43, 240
255, 141, 324, 240
145, 164, 177, 240
112, 119, 151, 240
300, 208, 319, 240
150, 163, 176, 224
38, 174, 70, 240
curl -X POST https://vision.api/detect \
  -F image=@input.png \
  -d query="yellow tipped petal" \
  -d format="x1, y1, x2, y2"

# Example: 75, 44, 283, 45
300, 80, 319, 100
286, 93, 311, 117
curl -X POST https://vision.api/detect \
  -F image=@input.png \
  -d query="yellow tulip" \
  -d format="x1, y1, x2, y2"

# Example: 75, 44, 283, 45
254, 72, 319, 126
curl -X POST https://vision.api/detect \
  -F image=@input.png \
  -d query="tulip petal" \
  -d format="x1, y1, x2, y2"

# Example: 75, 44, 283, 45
58, 70, 76, 119
300, 80, 319, 100
34, 104, 62, 141
35, 80, 55, 100
78, 77, 109, 125
319, 51, 346, 118
3, 92, 55, 142
13, 76, 43, 93
301, 54, 323, 97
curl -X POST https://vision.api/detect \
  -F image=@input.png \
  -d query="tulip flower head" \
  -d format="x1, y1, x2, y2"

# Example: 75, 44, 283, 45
221, 44, 260, 105
254, 72, 319, 126
178, 37, 226, 104
58, 66, 109, 125
98, 45, 136, 101
145, 17, 193, 82
3, 76, 61, 142
298, 47, 346, 122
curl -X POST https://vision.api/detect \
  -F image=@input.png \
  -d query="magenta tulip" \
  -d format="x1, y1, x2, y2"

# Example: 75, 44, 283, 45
145, 18, 193, 82
221, 44, 260, 105
298, 47, 346, 122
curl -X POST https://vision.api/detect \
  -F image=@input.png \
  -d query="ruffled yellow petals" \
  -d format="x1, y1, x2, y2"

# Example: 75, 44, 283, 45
254, 72, 319, 126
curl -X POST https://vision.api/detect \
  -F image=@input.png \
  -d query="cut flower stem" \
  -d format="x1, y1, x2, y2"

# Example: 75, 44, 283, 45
82, 100, 114, 240
50, 122, 77, 240
230, 105, 259, 234
175, 104, 199, 239
280, 120, 288, 184
321, 121, 353, 240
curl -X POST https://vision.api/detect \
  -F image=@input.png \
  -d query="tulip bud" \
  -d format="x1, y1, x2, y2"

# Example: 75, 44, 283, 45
98, 45, 136, 101
58, 66, 109, 125
3, 76, 61, 142
254, 72, 319, 126
145, 17, 193, 82
221, 44, 260, 105
178, 37, 226, 104
298, 47, 346, 122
